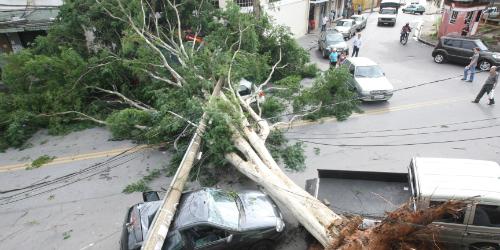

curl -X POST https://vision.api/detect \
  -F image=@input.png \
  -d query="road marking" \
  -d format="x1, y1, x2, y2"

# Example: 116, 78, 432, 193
0, 97, 468, 172
0, 145, 149, 173
281, 96, 468, 128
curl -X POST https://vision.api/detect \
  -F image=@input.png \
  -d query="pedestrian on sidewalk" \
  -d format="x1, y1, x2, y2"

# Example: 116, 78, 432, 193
462, 47, 480, 82
357, 5, 362, 15
322, 15, 329, 31
352, 33, 362, 57
329, 10, 336, 24
338, 52, 347, 65
472, 66, 498, 105
329, 49, 339, 68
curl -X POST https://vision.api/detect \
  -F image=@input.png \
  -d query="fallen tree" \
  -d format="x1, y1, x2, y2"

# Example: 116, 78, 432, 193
0, 0, 466, 249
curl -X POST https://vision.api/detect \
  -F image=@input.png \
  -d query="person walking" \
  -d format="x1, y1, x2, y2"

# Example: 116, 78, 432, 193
352, 33, 362, 57
321, 15, 329, 31
329, 49, 339, 68
329, 10, 336, 24
472, 66, 498, 105
357, 5, 362, 15
462, 47, 480, 82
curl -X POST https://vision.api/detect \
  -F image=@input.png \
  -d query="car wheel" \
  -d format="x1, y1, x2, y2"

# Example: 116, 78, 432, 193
434, 53, 445, 63
251, 240, 274, 250
478, 60, 492, 71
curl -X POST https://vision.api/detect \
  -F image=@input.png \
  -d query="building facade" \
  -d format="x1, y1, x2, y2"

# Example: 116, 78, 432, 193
0, 0, 62, 54
438, 0, 490, 38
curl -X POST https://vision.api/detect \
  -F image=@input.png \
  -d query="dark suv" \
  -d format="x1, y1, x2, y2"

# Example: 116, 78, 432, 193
432, 36, 500, 71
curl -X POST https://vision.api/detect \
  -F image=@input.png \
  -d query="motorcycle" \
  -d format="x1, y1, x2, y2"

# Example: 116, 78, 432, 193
400, 31, 409, 45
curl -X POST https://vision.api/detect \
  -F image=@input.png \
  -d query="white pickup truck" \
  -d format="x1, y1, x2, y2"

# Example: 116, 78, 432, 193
306, 157, 500, 250
378, 7, 398, 26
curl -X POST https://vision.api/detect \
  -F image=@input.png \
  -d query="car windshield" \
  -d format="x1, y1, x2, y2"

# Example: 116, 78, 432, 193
326, 33, 344, 42
353, 16, 363, 21
476, 40, 489, 51
207, 189, 240, 229
336, 21, 352, 27
355, 66, 385, 78
380, 9, 396, 14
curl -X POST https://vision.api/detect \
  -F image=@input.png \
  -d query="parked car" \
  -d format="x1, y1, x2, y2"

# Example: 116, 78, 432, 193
238, 78, 265, 104
351, 14, 367, 31
120, 188, 285, 250
334, 19, 357, 40
305, 157, 500, 250
318, 30, 349, 58
377, 8, 398, 26
432, 36, 500, 71
342, 57, 394, 101
402, 4, 425, 14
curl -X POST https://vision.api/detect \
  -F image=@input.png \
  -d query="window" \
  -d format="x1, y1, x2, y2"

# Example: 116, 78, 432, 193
443, 39, 461, 48
473, 205, 500, 228
430, 201, 466, 224
355, 66, 385, 78
450, 11, 458, 24
162, 232, 185, 250
185, 226, 228, 248
461, 41, 476, 50
475, 10, 482, 22
234, 0, 252, 7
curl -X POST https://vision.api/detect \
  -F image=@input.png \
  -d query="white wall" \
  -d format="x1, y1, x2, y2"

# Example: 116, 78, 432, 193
264, 0, 309, 37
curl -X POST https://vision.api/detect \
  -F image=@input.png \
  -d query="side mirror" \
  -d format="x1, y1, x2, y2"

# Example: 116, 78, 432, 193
143, 191, 160, 202
226, 234, 234, 243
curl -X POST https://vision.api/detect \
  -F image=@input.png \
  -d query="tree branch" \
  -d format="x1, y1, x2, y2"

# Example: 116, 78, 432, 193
87, 86, 154, 111
271, 102, 322, 130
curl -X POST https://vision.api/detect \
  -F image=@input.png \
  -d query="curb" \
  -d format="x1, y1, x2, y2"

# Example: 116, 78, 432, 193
417, 37, 437, 47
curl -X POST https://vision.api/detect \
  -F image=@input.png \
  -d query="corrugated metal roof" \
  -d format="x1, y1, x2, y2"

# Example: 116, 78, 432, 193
0, 8, 59, 33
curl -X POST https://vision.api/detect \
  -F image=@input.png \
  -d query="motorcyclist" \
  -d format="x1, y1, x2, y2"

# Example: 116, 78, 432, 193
401, 23, 412, 41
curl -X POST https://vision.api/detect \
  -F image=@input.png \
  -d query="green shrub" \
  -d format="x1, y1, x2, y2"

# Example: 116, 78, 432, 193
27, 155, 56, 170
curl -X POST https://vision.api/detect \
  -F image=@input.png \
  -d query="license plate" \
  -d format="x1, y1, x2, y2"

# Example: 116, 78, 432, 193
373, 95, 385, 99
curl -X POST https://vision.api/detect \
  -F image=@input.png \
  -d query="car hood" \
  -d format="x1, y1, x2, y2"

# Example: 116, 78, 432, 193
335, 26, 351, 32
326, 41, 348, 50
238, 191, 280, 230
355, 77, 394, 92
378, 14, 396, 18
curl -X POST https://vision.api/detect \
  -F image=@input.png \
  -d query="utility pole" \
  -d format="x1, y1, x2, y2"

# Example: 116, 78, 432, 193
141, 79, 223, 250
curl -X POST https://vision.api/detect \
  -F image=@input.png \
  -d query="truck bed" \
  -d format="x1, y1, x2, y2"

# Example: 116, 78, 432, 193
306, 170, 412, 219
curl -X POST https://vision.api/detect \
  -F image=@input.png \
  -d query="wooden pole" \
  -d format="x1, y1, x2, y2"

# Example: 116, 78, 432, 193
141, 79, 223, 250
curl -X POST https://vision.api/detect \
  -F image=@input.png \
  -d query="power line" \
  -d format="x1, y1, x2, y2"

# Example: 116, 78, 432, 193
266, 71, 489, 121
295, 135, 500, 147
287, 123, 500, 140
285, 116, 500, 136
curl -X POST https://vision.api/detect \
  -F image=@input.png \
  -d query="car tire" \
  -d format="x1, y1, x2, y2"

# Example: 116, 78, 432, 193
251, 240, 274, 250
434, 53, 446, 64
478, 60, 492, 71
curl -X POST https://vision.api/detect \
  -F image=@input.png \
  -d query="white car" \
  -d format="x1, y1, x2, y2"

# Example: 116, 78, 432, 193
342, 57, 394, 101
351, 15, 367, 31
378, 7, 397, 26
334, 19, 357, 40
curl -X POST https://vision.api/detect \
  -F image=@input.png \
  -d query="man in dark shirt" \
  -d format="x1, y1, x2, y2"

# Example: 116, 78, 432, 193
472, 66, 498, 105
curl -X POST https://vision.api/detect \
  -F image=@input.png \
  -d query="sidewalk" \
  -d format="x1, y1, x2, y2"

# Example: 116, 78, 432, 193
297, 8, 379, 51
416, 14, 440, 47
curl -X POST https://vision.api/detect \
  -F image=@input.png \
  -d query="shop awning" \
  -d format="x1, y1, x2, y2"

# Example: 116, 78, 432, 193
310, 0, 328, 4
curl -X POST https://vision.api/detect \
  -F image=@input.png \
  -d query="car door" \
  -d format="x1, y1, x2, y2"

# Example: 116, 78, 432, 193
457, 40, 476, 64
442, 39, 463, 62
183, 225, 233, 250
463, 204, 500, 248
429, 200, 471, 249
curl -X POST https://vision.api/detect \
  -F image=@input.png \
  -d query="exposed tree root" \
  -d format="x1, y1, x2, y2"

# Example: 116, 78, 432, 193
308, 200, 465, 250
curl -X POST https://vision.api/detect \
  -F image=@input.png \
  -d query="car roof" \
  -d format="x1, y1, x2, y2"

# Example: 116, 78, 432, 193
172, 188, 240, 231
351, 14, 362, 17
337, 19, 354, 22
346, 57, 378, 66
441, 35, 481, 41
413, 157, 500, 204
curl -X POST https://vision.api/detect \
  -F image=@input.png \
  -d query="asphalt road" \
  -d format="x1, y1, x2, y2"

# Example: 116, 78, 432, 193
0, 11, 499, 250
286, 12, 500, 189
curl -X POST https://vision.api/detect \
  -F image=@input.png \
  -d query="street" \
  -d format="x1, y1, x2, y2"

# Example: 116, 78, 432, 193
287, 11, 500, 187
0, 10, 499, 250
